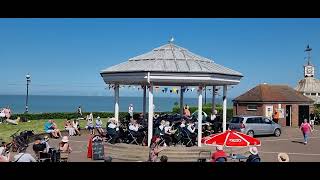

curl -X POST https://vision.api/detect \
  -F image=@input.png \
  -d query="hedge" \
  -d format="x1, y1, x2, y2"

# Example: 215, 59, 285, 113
172, 104, 233, 119
10, 111, 171, 121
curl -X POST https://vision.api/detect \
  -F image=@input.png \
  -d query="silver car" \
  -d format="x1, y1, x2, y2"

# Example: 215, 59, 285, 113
228, 115, 282, 137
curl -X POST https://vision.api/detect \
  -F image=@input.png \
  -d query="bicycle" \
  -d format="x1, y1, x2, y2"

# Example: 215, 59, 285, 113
6, 129, 29, 152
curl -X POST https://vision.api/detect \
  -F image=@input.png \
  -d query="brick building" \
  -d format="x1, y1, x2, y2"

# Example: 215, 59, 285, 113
233, 84, 314, 127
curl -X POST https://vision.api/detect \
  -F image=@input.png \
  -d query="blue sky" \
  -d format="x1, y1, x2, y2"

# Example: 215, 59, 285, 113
1, 18, 320, 98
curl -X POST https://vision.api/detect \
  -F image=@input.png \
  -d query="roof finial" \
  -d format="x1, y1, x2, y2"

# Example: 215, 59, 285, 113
169, 36, 174, 43
305, 44, 312, 65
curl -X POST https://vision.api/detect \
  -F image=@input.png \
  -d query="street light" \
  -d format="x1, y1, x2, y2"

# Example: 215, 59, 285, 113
25, 73, 31, 113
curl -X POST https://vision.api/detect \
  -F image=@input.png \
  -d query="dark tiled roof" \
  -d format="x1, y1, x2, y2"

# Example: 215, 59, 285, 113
233, 84, 314, 103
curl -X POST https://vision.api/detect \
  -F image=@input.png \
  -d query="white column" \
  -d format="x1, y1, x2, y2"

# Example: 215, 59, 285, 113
212, 86, 216, 114
143, 85, 147, 121
148, 85, 154, 147
223, 85, 227, 132
180, 86, 184, 117
114, 84, 119, 123
197, 86, 203, 147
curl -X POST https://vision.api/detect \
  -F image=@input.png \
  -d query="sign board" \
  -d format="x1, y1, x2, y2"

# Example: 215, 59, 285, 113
92, 140, 104, 160
278, 108, 285, 118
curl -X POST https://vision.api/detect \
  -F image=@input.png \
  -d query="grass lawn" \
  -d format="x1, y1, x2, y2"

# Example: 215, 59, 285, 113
0, 118, 109, 143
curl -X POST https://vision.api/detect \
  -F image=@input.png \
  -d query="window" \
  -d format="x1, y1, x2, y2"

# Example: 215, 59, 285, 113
311, 93, 317, 96
231, 117, 244, 123
247, 104, 257, 111
246, 117, 262, 124
263, 118, 272, 124
306, 93, 310, 95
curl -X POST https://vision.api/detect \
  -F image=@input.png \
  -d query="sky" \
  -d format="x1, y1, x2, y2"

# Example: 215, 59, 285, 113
1, 18, 320, 98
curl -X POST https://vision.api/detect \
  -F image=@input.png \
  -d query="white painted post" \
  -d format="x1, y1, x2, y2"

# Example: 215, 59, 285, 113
114, 84, 119, 123
180, 86, 184, 117
223, 85, 227, 132
198, 86, 203, 147
143, 85, 147, 121
212, 86, 216, 114
148, 85, 154, 147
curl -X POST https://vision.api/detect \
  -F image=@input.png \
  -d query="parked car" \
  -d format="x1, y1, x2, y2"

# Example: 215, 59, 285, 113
228, 115, 281, 137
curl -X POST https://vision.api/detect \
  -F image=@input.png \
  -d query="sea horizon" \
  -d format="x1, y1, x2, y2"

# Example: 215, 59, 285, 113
0, 95, 234, 114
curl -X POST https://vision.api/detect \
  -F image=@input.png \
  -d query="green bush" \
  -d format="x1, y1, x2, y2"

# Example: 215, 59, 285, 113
10, 111, 171, 121
172, 104, 233, 119
11, 112, 129, 121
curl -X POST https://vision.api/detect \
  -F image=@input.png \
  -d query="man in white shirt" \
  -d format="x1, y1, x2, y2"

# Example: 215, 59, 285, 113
13, 147, 37, 162
128, 104, 134, 118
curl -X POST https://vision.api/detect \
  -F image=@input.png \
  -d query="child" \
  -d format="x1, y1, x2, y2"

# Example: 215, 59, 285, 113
72, 119, 81, 136
86, 115, 95, 135
95, 116, 104, 135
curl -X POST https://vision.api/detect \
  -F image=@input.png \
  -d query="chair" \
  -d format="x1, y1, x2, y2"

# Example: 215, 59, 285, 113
105, 134, 113, 143
181, 128, 193, 147
38, 152, 51, 162
128, 130, 139, 145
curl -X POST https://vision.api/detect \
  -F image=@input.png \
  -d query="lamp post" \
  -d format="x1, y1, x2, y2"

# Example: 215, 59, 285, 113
25, 73, 31, 113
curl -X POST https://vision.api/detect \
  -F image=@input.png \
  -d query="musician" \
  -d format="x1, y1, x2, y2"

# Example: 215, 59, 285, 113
187, 121, 197, 144
107, 118, 120, 144
129, 119, 144, 144
183, 105, 191, 117
164, 121, 177, 146
180, 120, 186, 128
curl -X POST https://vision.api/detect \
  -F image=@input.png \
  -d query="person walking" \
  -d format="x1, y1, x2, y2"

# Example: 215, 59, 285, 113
300, 118, 312, 145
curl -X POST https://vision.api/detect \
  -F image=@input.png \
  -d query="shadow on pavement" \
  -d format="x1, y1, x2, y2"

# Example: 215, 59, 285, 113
291, 140, 304, 144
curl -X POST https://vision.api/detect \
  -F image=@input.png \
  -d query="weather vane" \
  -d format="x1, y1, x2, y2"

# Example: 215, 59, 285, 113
305, 44, 312, 65
169, 36, 174, 43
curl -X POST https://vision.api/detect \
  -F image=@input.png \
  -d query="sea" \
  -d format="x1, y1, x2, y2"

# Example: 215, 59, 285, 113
0, 95, 234, 114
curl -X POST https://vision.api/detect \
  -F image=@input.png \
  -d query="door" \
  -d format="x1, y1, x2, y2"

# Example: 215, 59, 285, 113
298, 105, 309, 125
265, 105, 273, 119
245, 117, 262, 135
285, 105, 291, 126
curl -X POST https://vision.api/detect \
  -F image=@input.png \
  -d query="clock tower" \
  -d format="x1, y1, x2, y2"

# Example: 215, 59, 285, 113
304, 45, 315, 77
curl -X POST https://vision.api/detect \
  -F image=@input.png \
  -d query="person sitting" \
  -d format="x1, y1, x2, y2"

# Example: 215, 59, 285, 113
32, 136, 50, 154
211, 145, 227, 162
65, 119, 76, 136
164, 121, 177, 146
187, 121, 197, 145
72, 119, 81, 136
246, 147, 261, 162
86, 115, 95, 135
13, 147, 37, 162
180, 120, 186, 128
129, 119, 144, 144
106, 118, 120, 144
0, 143, 10, 162
183, 105, 191, 117
59, 136, 72, 153
44, 119, 61, 138
95, 116, 104, 135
